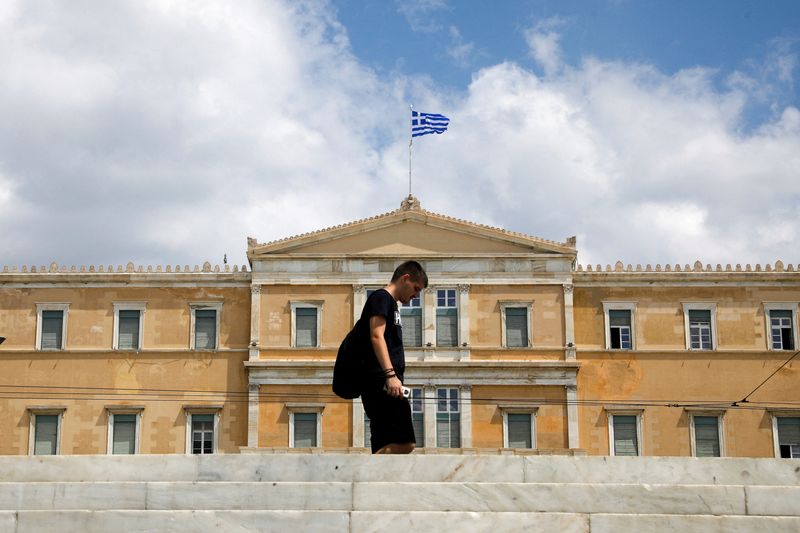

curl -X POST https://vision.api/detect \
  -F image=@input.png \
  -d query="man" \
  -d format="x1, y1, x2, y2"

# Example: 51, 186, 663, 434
359, 260, 428, 454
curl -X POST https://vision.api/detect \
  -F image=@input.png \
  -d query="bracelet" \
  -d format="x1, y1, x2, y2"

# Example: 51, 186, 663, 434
384, 373, 397, 379
382, 368, 395, 375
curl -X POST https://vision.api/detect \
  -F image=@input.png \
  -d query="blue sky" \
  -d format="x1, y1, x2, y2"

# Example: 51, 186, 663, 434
0, 0, 798, 268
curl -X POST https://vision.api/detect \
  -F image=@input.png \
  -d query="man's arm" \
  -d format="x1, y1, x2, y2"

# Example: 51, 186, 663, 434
369, 315, 403, 398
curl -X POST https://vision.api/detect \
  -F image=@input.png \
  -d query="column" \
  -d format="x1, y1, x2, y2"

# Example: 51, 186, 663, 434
457, 284, 470, 348
460, 385, 472, 448
352, 285, 366, 325
563, 284, 576, 360
249, 285, 262, 361
566, 385, 579, 449
352, 397, 365, 448
423, 385, 436, 448
247, 383, 260, 448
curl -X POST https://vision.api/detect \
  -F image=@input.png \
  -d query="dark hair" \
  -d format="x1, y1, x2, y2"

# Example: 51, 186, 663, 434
391, 260, 428, 287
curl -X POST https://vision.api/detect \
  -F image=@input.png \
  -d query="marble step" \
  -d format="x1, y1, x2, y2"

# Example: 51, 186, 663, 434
1, 482, 798, 516
2, 454, 799, 485
2, 511, 800, 533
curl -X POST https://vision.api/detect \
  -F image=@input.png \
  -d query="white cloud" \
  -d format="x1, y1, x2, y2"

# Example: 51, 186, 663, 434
0, 0, 797, 270
523, 17, 565, 76
396, 0, 448, 33
446, 25, 474, 68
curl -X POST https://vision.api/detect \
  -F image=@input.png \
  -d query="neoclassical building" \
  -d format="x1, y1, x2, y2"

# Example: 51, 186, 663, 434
0, 196, 798, 458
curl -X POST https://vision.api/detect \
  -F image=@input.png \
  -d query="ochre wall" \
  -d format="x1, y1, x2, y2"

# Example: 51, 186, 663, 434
259, 385, 352, 448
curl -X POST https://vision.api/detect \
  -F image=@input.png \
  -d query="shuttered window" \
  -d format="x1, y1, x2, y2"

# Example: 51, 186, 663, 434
364, 413, 372, 448
194, 309, 217, 350
689, 310, 713, 350
612, 415, 638, 456
117, 310, 140, 350
770, 310, 795, 350
608, 310, 632, 349
436, 290, 458, 347
507, 413, 532, 448
34, 415, 59, 455
693, 416, 720, 457
191, 414, 214, 454
293, 413, 318, 447
411, 388, 424, 445
295, 308, 318, 348
112, 414, 137, 454
40, 311, 64, 350
505, 307, 529, 347
778, 417, 800, 459
401, 295, 422, 347
436, 388, 460, 448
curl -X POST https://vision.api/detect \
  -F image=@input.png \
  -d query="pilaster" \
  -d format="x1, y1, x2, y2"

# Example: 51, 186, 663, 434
566, 384, 579, 449
352, 397, 365, 448
460, 384, 472, 448
247, 383, 260, 447
563, 283, 576, 360
457, 284, 470, 348
422, 287, 436, 347
423, 385, 437, 448
249, 285, 262, 361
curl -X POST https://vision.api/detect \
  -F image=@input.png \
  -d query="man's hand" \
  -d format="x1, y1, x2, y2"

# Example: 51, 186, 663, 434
385, 375, 403, 398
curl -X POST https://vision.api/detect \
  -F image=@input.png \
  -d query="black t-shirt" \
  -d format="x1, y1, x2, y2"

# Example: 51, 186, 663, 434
358, 288, 405, 380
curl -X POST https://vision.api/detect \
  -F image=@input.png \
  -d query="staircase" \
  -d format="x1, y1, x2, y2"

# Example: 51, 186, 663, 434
0, 454, 798, 532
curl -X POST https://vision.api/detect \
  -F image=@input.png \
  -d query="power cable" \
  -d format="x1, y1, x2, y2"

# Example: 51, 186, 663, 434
733, 347, 800, 407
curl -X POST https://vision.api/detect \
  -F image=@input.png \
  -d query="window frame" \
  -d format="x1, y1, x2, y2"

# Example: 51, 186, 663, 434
606, 408, 643, 456
769, 410, 800, 459
106, 407, 144, 455
112, 302, 146, 351
435, 288, 459, 348
27, 407, 65, 456
286, 403, 324, 448
183, 406, 222, 455
189, 302, 223, 351
35, 303, 69, 351
499, 301, 533, 349
290, 301, 323, 349
763, 303, 798, 351
499, 404, 538, 449
682, 302, 717, 351
602, 302, 636, 350
686, 409, 725, 457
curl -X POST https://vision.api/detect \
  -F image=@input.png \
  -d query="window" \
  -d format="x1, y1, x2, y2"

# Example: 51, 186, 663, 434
290, 301, 322, 348
500, 302, 532, 348
691, 415, 722, 457
682, 303, 716, 350
401, 294, 422, 347
764, 303, 798, 351
28, 408, 64, 456
436, 289, 458, 347
190, 303, 222, 350
501, 408, 537, 449
607, 411, 642, 456
184, 408, 220, 454
108, 411, 141, 454
288, 405, 323, 448
436, 388, 460, 448
113, 303, 145, 350
36, 304, 69, 351
363, 412, 371, 448
411, 388, 424, 445
777, 417, 800, 458
603, 303, 635, 350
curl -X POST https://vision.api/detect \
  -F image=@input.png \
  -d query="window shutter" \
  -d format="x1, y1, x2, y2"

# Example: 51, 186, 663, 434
364, 414, 372, 448
295, 308, 317, 347
293, 413, 317, 447
507, 413, 532, 448
688, 309, 710, 324
41, 311, 63, 350
778, 418, 800, 445
693, 416, 720, 457
118, 310, 140, 350
112, 414, 137, 454
401, 309, 422, 347
609, 310, 631, 326
34, 415, 58, 455
194, 309, 217, 349
412, 413, 424, 445
613, 415, 638, 456
506, 307, 528, 347
436, 308, 458, 347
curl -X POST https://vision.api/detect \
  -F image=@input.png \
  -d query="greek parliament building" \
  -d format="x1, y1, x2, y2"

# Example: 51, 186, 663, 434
1, 196, 798, 459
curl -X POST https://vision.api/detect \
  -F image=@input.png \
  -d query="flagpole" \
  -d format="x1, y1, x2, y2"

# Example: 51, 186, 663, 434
408, 104, 413, 197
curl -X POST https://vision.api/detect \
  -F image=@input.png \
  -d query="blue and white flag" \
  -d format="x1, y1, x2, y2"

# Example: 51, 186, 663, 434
411, 110, 450, 137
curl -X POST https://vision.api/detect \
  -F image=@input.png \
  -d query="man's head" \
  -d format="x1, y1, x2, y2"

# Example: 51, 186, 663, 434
390, 260, 428, 305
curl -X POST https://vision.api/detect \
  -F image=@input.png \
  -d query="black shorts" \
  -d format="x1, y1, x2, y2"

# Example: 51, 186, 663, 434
360, 383, 416, 453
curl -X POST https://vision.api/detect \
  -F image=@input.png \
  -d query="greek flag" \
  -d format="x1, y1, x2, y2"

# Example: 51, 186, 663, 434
411, 110, 450, 137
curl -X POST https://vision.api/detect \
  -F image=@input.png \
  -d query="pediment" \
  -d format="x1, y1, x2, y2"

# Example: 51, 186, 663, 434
248, 198, 575, 259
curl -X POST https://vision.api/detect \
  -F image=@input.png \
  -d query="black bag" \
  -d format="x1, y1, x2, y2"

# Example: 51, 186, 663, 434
332, 322, 364, 399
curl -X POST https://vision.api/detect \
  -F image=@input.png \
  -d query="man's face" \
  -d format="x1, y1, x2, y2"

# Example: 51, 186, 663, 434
398, 275, 424, 305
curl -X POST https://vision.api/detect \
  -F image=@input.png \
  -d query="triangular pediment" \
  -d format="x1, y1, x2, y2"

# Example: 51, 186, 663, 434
248, 197, 575, 259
